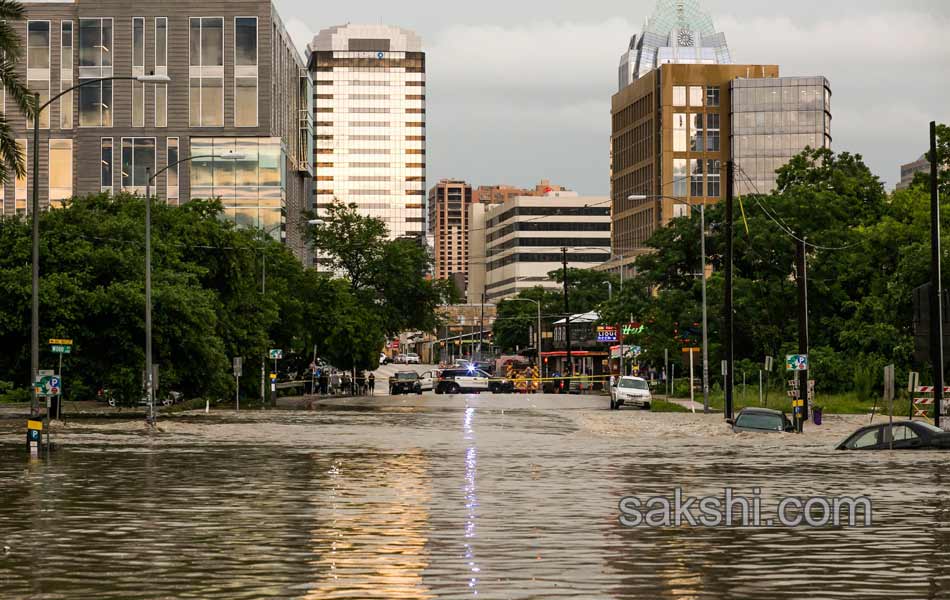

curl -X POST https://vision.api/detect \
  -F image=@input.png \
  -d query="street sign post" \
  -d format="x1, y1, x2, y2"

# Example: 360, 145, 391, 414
233, 357, 243, 411
268, 349, 283, 360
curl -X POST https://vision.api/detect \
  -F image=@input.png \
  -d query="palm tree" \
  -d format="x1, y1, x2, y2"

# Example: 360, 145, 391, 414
0, 0, 36, 186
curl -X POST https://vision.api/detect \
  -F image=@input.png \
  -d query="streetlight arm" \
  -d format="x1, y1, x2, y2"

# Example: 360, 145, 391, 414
148, 154, 218, 183
39, 76, 159, 112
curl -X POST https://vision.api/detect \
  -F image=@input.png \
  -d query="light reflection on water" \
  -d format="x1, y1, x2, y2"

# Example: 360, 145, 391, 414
0, 400, 948, 599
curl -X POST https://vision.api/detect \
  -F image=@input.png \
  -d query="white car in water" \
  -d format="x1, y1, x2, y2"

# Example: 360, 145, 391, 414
610, 376, 652, 410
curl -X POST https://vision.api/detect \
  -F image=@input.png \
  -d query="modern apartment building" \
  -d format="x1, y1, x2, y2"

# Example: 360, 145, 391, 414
308, 24, 426, 248
897, 155, 931, 190
731, 77, 832, 195
7, 0, 314, 261
609, 0, 831, 260
428, 179, 473, 282
478, 192, 611, 301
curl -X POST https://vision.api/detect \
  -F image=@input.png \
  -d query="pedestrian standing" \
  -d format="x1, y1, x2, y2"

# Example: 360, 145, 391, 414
369, 373, 376, 396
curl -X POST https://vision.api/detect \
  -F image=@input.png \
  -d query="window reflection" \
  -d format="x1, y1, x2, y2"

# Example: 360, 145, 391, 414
120, 137, 156, 191
49, 139, 72, 206
190, 137, 286, 238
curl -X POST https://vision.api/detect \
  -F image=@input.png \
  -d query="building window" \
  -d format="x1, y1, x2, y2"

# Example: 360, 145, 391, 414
189, 17, 224, 127
78, 18, 113, 127
60, 21, 73, 129
689, 86, 703, 107
673, 113, 687, 152
120, 137, 156, 192
706, 160, 721, 198
27, 21, 51, 129
673, 158, 688, 197
101, 138, 113, 191
15, 139, 26, 214
690, 159, 704, 197
673, 86, 686, 107
49, 139, 72, 206
167, 137, 179, 204
706, 113, 720, 152
234, 17, 258, 127
131, 17, 145, 127
690, 113, 704, 152
706, 85, 720, 108
154, 18, 168, 127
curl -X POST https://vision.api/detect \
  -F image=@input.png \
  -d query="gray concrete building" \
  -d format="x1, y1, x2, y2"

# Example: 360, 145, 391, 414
897, 154, 930, 190
479, 191, 610, 301
7, 0, 313, 261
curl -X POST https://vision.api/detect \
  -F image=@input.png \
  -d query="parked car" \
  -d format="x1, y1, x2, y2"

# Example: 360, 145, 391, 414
389, 371, 422, 395
609, 376, 652, 410
419, 370, 440, 392
727, 407, 794, 433
405, 353, 421, 365
435, 368, 512, 394
379, 352, 389, 366
836, 420, 950, 450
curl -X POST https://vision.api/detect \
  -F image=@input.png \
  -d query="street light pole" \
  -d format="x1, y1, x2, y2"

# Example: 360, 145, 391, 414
29, 74, 170, 416
628, 194, 709, 411
30, 93, 40, 416
700, 202, 709, 413
144, 168, 155, 426
930, 121, 944, 429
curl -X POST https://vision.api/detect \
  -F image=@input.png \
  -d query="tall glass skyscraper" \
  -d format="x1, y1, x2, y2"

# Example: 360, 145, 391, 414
308, 25, 426, 246
618, 0, 732, 91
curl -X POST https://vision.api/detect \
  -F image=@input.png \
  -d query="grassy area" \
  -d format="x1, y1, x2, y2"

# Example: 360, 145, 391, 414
650, 398, 690, 413
665, 384, 916, 416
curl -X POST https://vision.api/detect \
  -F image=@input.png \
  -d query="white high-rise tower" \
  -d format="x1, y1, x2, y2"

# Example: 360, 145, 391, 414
308, 25, 427, 243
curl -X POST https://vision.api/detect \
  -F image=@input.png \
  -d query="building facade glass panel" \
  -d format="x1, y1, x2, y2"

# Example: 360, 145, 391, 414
49, 139, 72, 205
120, 137, 156, 192
673, 113, 687, 152
234, 17, 258, 127
132, 17, 145, 127
101, 137, 113, 191
27, 21, 51, 129
78, 18, 113, 127
167, 137, 179, 204
60, 21, 73, 129
189, 17, 225, 127
15, 139, 26, 214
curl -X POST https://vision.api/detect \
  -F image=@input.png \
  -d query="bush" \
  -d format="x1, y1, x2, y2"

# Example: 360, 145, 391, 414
853, 362, 879, 402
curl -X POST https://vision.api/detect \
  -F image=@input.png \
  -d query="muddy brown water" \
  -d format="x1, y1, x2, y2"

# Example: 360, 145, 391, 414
0, 394, 948, 599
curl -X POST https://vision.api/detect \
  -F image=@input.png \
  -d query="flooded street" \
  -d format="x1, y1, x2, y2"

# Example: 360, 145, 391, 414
1, 393, 949, 599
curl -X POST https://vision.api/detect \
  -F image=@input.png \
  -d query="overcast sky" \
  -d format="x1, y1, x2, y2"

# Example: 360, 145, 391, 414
278, 0, 949, 193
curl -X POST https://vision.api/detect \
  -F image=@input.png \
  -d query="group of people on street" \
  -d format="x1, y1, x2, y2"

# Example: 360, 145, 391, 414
311, 368, 377, 396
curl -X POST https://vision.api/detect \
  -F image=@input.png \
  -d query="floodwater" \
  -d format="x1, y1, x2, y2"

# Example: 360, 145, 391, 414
0, 393, 948, 599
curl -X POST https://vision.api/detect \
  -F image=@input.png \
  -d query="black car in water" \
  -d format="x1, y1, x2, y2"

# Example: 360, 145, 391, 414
389, 371, 422, 395
727, 407, 795, 433
836, 420, 950, 450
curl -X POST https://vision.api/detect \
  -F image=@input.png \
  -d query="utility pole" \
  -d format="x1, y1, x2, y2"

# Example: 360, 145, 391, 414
796, 237, 810, 431
931, 121, 944, 429
562, 247, 572, 389
724, 161, 735, 420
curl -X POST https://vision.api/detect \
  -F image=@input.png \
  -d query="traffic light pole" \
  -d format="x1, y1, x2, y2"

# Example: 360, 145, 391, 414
562, 247, 572, 390
930, 121, 944, 429
796, 237, 810, 432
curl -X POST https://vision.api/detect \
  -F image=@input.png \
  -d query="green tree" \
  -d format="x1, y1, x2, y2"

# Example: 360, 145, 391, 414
0, 0, 35, 184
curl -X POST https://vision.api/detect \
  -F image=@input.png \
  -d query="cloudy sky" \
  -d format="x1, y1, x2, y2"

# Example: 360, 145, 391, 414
278, 0, 949, 193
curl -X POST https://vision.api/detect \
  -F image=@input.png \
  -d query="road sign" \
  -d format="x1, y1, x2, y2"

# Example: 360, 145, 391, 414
50, 344, 71, 354
33, 375, 60, 398
786, 354, 808, 371
233, 357, 243, 377
392, 339, 400, 350
765, 356, 774, 371
268, 349, 283, 360
48, 338, 72, 346
596, 326, 618, 343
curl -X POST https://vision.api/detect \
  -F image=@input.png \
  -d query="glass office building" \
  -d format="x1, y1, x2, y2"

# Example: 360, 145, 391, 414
731, 77, 832, 195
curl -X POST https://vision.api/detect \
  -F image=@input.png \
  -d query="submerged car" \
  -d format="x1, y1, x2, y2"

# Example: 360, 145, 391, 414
836, 420, 950, 450
389, 371, 422, 395
435, 368, 512, 394
727, 407, 795, 433
610, 376, 652, 410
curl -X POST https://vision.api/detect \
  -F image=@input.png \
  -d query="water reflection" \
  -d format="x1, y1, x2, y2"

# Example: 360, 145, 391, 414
0, 402, 949, 598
